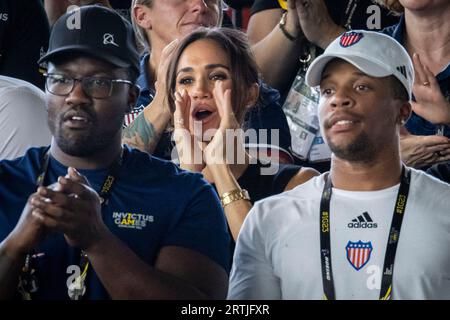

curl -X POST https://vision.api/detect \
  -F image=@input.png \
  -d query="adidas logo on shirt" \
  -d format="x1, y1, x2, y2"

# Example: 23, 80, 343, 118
348, 212, 378, 229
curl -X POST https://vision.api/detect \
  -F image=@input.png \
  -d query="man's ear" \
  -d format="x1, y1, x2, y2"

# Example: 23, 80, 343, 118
133, 4, 152, 29
244, 83, 260, 109
398, 100, 412, 125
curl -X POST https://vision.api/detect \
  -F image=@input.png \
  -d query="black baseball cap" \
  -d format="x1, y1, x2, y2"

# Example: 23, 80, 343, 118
39, 5, 139, 74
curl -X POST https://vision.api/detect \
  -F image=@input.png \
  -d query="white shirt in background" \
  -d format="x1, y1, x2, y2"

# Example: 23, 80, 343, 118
0, 76, 51, 160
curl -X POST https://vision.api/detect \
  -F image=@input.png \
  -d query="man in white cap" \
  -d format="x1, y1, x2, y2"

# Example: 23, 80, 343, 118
228, 30, 450, 300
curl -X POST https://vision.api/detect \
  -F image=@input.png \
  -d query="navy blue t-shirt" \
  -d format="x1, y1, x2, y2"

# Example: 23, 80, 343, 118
0, 146, 230, 299
427, 162, 450, 185
382, 15, 450, 138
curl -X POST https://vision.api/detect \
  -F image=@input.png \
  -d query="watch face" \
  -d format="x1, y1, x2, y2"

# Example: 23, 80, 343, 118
278, 0, 288, 10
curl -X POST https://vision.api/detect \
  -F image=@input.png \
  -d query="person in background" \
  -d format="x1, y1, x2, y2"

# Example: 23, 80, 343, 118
247, 0, 399, 98
377, 0, 450, 169
0, 76, 51, 160
0, 0, 49, 89
427, 160, 450, 184
44, 0, 132, 25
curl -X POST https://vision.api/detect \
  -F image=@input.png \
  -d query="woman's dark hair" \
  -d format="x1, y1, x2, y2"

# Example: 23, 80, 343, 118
166, 27, 260, 126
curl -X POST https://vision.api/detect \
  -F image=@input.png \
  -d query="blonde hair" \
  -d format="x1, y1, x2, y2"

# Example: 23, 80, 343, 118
374, 0, 404, 15
131, 0, 223, 50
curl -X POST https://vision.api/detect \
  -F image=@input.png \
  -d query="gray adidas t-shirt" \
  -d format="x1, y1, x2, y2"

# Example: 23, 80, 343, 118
228, 168, 450, 300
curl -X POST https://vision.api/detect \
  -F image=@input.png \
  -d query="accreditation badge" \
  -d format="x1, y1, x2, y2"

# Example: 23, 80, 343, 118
308, 130, 331, 163
282, 43, 331, 162
282, 72, 320, 160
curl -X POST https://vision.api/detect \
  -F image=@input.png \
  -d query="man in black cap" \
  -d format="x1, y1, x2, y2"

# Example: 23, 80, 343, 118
0, 5, 230, 300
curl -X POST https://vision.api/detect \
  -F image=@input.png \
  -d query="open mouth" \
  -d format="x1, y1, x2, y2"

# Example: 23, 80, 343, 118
63, 113, 92, 129
328, 119, 361, 133
194, 109, 213, 121
327, 113, 361, 129
333, 120, 356, 127
68, 116, 89, 122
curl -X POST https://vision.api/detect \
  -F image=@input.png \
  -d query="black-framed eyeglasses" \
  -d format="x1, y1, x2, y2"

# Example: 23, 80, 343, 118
44, 73, 135, 99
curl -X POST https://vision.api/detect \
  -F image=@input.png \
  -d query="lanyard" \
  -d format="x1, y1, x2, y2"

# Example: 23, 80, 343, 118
319, 166, 411, 300
36, 147, 124, 204
19, 147, 123, 300
342, 0, 359, 29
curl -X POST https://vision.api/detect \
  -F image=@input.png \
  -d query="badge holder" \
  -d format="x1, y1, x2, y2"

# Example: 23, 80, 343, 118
67, 252, 89, 300
282, 42, 331, 163
18, 254, 39, 300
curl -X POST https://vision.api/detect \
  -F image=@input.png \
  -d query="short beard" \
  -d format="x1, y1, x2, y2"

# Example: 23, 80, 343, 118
55, 131, 111, 157
48, 117, 117, 157
327, 131, 376, 163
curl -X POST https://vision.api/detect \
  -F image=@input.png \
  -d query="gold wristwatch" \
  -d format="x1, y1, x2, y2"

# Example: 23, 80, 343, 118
220, 189, 251, 208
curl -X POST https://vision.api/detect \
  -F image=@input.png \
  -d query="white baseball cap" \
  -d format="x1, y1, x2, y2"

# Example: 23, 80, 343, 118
306, 30, 414, 99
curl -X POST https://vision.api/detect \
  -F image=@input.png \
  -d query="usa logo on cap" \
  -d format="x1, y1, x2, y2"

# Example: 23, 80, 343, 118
340, 31, 364, 48
346, 240, 373, 271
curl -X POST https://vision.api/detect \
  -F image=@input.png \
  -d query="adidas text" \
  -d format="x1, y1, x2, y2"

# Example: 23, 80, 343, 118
348, 222, 378, 229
